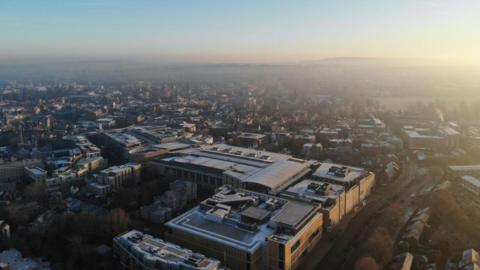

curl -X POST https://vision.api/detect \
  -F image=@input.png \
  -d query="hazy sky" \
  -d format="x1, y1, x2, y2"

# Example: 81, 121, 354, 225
1, 0, 479, 64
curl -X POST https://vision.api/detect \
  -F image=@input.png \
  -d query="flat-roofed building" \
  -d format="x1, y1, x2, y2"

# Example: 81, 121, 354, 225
448, 165, 480, 194
461, 175, 480, 196
101, 131, 142, 161
281, 180, 346, 229
100, 126, 182, 162
24, 166, 47, 183
113, 230, 220, 270
0, 158, 43, 182
447, 165, 480, 208
401, 124, 460, 151
311, 163, 375, 212
76, 156, 105, 173
63, 135, 101, 158
165, 186, 323, 270
88, 182, 112, 197
129, 146, 170, 163
235, 132, 268, 148
355, 113, 386, 131
128, 126, 179, 145
151, 144, 315, 194
317, 127, 340, 141
129, 142, 192, 163
45, 172, 77, 190
96, 163, 142, 190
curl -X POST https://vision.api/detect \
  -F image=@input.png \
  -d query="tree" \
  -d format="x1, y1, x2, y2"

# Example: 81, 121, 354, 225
111, 188, 139, 210
354, 256, 380, 270
108, 208, 129, 237
24, 182, 47, 202
380, 203, 403, 235
362, 227, 393, 266
138, 179, 169, 205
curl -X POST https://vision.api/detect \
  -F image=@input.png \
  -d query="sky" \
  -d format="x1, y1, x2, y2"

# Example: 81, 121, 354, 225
1, 0, 479, 64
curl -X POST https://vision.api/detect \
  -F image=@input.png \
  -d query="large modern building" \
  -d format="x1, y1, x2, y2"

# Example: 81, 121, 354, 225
98, 126, 181, 162
129, 142, 192, 163
281, 179, 347, 229
100, 131, 142, 161
113, 230, 221, 270
311, 163, 375, 209
401, 124, 460, 151
234, 132, 268, 148
151, 144, 315, 194
95, 163, 142, 190
165, 186, 323, 270
24, 166, 48, 183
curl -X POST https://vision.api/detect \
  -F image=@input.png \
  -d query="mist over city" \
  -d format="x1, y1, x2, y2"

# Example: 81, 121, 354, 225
0, 1, 479, 270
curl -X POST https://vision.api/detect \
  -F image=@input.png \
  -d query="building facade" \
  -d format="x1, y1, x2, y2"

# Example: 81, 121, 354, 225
113, 230, 220, 270
165, 186, 323, 270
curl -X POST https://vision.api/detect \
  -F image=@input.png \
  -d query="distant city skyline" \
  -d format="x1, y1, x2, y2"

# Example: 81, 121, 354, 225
1, 0, 479, 65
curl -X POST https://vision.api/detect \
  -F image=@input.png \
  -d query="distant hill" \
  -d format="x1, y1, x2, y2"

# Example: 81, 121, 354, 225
301, 57, 442, 66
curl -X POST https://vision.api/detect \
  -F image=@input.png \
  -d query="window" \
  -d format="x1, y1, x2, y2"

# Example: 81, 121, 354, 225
278, 244, 284, 259
290, 240, 301, 253
309, 229, 319, 242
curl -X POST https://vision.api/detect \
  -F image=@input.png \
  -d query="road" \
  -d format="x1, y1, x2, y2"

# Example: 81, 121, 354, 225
299, 159, 422, 270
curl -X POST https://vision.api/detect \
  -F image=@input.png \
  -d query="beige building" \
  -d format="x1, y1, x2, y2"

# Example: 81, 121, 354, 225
165, 186, 323, 270
281, 180, 347, 229
95, 163, 141, 190
311, 163, 375, 208
401, 124, 460, 151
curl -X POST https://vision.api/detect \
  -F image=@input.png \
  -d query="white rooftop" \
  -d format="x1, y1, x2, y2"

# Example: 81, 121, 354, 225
158, 144, 313, 191
114, 230, 219, 269
312, 162, 368, 184
166, 186, 319, 252
284, 179, 345, 205
462, 175, 480, 188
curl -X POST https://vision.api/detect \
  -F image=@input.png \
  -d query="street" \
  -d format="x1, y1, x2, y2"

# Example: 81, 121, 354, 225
299, 159, 427, 270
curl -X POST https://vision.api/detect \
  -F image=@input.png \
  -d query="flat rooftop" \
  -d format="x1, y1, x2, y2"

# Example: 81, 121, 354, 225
155, 142, 193, 151
312, 162, 368, 185
156, 144, 313, 191
402, 124, 460, 139
237, 132, 267, 139
449, 165, 480, 172
26, 166, 47, 175
282, 179, 345, 205
115, 230, 219, 269
100, 163, 140, 175
104, 131, 141, 148
166, 186, 319, 252
462, 175, 480, 188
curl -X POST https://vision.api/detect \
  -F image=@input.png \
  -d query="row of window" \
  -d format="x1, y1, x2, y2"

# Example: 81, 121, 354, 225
168, 167, 223, 186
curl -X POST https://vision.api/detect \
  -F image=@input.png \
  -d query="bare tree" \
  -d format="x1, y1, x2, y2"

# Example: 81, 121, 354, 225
355, 256, 380, 270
